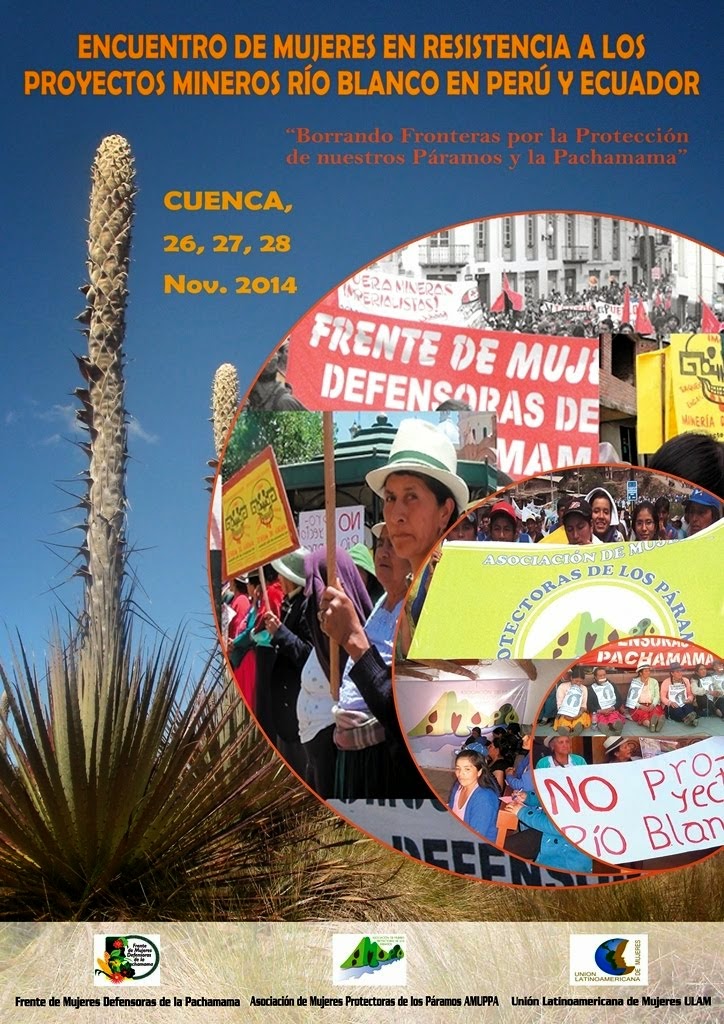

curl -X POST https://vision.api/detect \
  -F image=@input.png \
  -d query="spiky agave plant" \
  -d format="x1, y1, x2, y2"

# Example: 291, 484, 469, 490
74, 134, 133, 640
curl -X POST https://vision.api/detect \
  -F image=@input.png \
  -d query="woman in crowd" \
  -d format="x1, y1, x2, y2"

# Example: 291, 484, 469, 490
604, 736, 641, 762
552, 669, 592, 735
660, 660, 699, 727
632, 500, 658, 541
585, 487, 625, 543
588, 666, 626, 735
505, 735, 592, 872
298, 548, 372, 798
318, 420, 469, 795
333, 524, 414, 798
486, 733, 515, 791
504, 731, 535, 794
691, 661, 724, 719
448, 750, 499, 843
625, 660, 665, 732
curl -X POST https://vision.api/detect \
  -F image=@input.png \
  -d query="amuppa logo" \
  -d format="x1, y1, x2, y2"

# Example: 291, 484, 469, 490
569, 934, 648, 985
250, 478, 277, 527
94, 934, 160, 986
332, 934, 406, 985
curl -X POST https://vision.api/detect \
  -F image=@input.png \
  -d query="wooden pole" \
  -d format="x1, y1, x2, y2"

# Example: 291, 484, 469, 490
323, 411, 339, 700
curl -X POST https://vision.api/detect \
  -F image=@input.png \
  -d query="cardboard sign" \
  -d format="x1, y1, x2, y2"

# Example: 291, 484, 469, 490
222, 446, 299, 579
534, 736, 724, 864
286, 298, 599, 479
298, 505, 365, 552
408, 522, 724, 661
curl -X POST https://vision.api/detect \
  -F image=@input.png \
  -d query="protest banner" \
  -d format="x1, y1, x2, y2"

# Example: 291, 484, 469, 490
534, 736, 724, 865
327, 799, 628, 887
298, 505, 365, 552
577, 638, 715, 670
286, 298, 599, 479
337, 269, 483, 326
222, 446, 299, 579
408, 521, 724, 662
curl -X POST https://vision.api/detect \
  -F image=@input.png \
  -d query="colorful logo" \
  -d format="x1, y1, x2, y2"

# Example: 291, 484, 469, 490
678, 333, 724, 409
250, 477, 277, 526
570, 933, 647, 985
94, 934, 160, 986
594, 938, 635, 976
224, 496, 248, 541
332, 933, 406, 985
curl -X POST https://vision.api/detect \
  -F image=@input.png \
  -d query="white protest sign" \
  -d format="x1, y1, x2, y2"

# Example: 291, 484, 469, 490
297, 505, 365, 552
534, 735, 724, 864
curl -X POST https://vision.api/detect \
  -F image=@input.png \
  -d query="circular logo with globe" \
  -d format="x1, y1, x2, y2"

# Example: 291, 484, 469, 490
594, 937, 635, 976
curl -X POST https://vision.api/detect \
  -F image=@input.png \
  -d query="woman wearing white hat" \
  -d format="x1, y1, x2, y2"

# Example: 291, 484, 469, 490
317, 419, 469, 796
625, 660, 664, 732
365, 417, 469, 573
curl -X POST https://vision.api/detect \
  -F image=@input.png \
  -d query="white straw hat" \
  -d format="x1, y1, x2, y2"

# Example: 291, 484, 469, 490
365, 419, 469, 513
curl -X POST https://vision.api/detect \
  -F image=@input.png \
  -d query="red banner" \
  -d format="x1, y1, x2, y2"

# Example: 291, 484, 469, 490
286, 298, 600, 479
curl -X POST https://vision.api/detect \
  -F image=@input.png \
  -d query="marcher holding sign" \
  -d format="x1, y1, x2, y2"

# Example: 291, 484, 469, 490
318, 419, 468, 795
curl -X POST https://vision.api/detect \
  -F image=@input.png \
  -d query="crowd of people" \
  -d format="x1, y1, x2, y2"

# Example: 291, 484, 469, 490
468, 276, 705, 341
463, 482, 720, 548
538, 657, 724, 734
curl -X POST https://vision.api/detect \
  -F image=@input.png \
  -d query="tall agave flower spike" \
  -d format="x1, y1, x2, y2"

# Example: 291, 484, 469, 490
75, 135, 135, 639
211, 362, 239, 459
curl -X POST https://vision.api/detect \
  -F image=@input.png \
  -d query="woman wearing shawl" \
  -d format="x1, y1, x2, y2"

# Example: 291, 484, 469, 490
585, 487, 625, 543
297, 548, 371, 798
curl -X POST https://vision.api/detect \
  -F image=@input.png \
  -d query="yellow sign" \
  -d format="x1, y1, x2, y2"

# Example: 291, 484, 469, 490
222, 446, 299, 579
637, 334, 724, 453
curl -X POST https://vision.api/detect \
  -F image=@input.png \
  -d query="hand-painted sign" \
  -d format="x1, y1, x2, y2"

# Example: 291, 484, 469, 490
222, 446, 299, 579
534, 735, 724, 864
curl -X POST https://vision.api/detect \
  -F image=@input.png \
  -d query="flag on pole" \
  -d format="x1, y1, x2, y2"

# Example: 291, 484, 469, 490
700, 298, 723, 333
621, 283, 631, 326
634, 298, 655, 335
490, 273, 524, 313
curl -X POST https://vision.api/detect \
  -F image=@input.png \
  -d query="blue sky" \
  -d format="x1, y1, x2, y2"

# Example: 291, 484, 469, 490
1, 0, 721, 666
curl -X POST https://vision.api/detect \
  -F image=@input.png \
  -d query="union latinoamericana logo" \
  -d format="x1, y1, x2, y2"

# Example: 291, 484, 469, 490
94, 934, 161, 985
332, 934, 406, 985
570, 933, 647, 985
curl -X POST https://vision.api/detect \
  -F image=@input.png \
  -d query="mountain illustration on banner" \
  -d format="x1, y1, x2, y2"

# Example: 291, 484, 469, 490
408, 522, 723, 661
339, 937, 404, 970
409, 693, 519, 736
535, 613, 656, 659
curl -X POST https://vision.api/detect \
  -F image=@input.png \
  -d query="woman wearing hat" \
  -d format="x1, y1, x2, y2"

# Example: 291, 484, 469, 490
603, 736, 640, 762
625, 660, 664, 732
552, 669, 592, 735
660, 662, 698, 726
317, 419, 469, 795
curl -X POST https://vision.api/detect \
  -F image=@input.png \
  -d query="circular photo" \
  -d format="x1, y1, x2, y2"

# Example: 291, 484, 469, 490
208, 211, 724, 891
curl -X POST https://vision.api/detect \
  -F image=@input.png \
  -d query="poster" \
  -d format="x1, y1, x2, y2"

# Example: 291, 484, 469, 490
2, 0, 723, 1019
